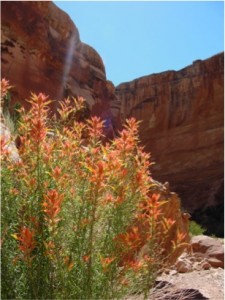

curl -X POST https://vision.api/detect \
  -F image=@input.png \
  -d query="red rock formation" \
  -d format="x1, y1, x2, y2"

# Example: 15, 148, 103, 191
1, 1, 119, 129
116, 53, 224, 236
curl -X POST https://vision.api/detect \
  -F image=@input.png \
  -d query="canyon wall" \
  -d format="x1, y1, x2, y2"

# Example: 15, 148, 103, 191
116, 53, 224, 236
1, 1, 120, 133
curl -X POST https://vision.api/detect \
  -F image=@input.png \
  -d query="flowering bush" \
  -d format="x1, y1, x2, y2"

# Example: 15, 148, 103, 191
1, 79, 188, 299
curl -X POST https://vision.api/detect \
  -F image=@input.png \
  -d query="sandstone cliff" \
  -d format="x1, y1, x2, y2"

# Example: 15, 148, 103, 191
116, 53, 224, 236
1, 1, 119, 133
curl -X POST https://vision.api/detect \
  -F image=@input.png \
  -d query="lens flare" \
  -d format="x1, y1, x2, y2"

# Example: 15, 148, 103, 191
60, 32, 76, 98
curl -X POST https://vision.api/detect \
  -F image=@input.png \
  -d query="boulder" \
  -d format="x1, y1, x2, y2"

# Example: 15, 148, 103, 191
191, 235, 224, 268
175, 259, 192, 273
0, 121, 20, 163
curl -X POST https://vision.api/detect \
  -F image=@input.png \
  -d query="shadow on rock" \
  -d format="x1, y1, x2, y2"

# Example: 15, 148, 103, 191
152, 280, 209, 300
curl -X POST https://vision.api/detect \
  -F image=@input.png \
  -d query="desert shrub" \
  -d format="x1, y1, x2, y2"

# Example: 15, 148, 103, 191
1, 79, 188, 300
189, 220, 206, 236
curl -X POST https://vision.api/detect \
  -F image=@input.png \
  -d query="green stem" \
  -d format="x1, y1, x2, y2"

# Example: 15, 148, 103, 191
85, 186, 99, 299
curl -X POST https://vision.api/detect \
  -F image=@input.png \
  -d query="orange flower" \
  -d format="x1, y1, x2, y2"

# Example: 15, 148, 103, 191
127, 260, 143, 272
0, 136, 10, 157
43, 189, 64, 224
52, 166, 62, 179
114, 195, 124, 206
125, 118, 139, 132
83, 255, 90, 263
73, 96, 85, 111
100, 256, 115, 272
97, 161, 104, 175
89, 161, 105, 187
138, 194, 162, 220
15, 227, 36, 261
1, 78, 12, 98
87, 116, 104, 139
162, 217, 176, 232
116, 226, 141, 249
57, 97, 76, 121
121, 168, 128, 177
64, 256, 74, 272
106, 150, 122, 172
149, 193, 160, 204
100, 256, 115, 267
28, 93, 50, 143
29, 178, 37, 187
135, 172, 143, 184
177, 230, 186, 243
102, 193, 124, 207
172, 231, 187, 249
102, 193, 114, 205
114, 129, 135, 152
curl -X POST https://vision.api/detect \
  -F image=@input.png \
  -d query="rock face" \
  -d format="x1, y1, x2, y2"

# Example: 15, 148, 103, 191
1, 1, 120, 129
116, 53, 224, 236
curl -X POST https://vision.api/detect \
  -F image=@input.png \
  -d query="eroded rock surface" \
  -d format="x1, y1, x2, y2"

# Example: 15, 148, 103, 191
1, 1, 120, 128
116, 53, 224, 236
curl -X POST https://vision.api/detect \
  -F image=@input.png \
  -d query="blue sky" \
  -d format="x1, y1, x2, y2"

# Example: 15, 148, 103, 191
54, 1, 224, 86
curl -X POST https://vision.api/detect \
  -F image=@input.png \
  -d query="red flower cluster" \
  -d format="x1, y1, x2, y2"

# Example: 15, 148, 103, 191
1, 78, 12, 98
28, 93, 50, 144
42, 189, 64, 225
87, 116, 104, 139
14, 227, 36, 264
